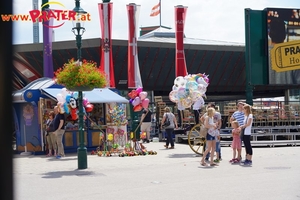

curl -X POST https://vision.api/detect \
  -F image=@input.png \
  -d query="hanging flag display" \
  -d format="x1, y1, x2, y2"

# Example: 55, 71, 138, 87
127, 3, 143, 88
150, 2, 160, 17
98, 2, 115, 88
174, 5, 188, 77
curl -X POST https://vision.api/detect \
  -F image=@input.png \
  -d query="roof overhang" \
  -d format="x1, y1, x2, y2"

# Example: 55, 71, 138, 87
41, 88, 129, 104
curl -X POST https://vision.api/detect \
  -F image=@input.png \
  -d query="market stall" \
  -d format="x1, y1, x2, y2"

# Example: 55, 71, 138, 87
41, 87, 129, 153
12, 77, 63, 154
12, 77, 129, 154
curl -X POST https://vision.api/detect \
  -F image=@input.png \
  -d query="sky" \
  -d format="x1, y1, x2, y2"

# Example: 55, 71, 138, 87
11, 0, 300, 44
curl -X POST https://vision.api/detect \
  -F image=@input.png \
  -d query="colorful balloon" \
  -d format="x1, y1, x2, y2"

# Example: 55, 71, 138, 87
169, 90, 178, 103
136, 87, 143, 95
186, 81, 198, 92
85, 103, 94, 113
190, 91, 201, 102
177, 87, 187, 99
172, 84, 179, 91
198, 84, 207, 95
107, 133, 114, 141
139, 91, 148, 100
197, 77, 208, 87
181, 97, 193, 108
132, 96, 141, 106
83, 97, 88, 107
142, 98, 150, 109
133, 104, 143, 112
128, 90, 138, 99
174, 76, 184, 85
72, 92, 79, 99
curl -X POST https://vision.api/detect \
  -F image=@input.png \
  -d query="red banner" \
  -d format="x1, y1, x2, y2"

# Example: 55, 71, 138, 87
98, 2, 115, 88
175, 6, 188, 77
127, 4, 143, 88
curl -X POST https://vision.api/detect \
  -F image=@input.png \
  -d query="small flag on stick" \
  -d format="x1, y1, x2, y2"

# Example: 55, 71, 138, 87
150, 2, 160, 17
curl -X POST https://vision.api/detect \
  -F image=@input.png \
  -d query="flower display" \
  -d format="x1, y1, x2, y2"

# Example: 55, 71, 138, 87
54, 58, 107, 90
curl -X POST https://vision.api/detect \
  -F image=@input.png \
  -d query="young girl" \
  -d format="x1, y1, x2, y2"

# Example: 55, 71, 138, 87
200, 107, 218, 166
230, 121, 242, 163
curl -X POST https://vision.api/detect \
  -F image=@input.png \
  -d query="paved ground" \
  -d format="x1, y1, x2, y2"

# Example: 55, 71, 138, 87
14, 142, 300, 200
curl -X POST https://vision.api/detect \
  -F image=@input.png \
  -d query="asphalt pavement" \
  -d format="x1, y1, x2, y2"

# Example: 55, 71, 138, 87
13, 142, 300, 200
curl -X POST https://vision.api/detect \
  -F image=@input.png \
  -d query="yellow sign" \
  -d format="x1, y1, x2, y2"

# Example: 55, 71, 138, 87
271, 40, 300, 72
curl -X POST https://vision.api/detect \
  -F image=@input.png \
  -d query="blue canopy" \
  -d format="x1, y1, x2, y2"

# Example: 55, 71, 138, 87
41, 88, 129, 104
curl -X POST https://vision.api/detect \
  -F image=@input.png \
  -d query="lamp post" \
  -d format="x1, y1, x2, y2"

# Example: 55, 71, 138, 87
72, 0, 87, 169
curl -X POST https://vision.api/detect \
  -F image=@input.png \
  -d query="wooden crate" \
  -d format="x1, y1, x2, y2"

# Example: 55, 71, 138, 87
154, 96, 163, 103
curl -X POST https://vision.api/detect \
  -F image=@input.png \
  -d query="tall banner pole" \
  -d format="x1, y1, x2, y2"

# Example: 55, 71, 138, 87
159, 0, 161, 27
42, 0, 54, 78
127, 3, 143, 89
98, 2, 115, 88
174, 5, 188, 77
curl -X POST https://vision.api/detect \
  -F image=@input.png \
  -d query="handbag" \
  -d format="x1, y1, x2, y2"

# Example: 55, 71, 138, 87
240, 128, 245, 138
199, 123, 208, 138
47, 120, 56, 132
162, 114, 171, 128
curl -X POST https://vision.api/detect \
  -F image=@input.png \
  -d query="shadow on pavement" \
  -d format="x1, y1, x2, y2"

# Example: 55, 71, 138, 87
46, 157, 78, 161
168, 153, 197, 158
41, 170, 106, 179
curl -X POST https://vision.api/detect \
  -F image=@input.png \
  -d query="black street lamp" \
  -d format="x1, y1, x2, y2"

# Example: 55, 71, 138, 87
72, 0, 87, 169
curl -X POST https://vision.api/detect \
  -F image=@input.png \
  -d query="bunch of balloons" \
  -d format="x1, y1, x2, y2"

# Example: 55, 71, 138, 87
169, 73, 209, 109
108, 104, 128, 127
56, 88, 94, 120
128, 87, 150, 112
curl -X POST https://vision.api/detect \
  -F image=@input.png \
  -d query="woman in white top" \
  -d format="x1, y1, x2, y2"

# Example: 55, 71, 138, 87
239, 104, 253, 165
200, 108, 218, 166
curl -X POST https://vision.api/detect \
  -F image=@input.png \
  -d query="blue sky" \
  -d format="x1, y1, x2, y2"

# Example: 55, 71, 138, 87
11, 0, 300, 44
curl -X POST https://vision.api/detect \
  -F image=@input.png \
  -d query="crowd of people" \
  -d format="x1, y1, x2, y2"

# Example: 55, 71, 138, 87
157, 101, 254, 167
198, 102, 253, 166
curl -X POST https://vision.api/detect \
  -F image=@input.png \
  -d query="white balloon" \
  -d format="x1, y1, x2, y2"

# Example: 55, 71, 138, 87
174, 76, 184, 85
56, 93, 64, 103
61, 88, 68, 98
197, 77, 208, 87
197, 84, 207, 95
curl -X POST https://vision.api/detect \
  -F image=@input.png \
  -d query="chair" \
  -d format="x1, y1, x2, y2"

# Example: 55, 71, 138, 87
267, 109, 279, 126
278, 109, 289, 126
255, 110, 267, 127
182, 110, 194, 126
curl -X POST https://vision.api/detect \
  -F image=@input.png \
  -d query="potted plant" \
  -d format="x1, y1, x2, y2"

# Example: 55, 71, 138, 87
54, 58, 107, 91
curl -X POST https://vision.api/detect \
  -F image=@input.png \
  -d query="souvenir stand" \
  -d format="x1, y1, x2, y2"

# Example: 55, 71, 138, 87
42, 87, 129, 153
12, 78, 63, 154
104, 103, 128, 152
